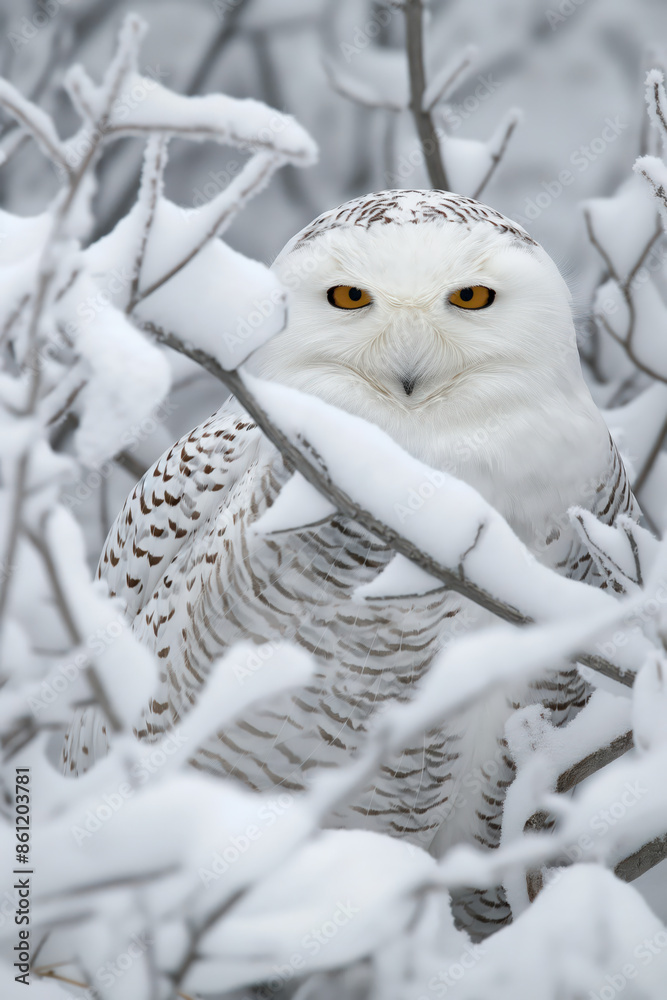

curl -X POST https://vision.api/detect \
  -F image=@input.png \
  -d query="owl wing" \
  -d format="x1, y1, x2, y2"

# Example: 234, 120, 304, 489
63, 400, 271, 776
97, 399, 268, 620
526, 434, 638, 733
546, 433, 639, 590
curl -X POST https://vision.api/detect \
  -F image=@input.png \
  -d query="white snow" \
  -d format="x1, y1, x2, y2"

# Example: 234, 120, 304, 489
242, 371, 648, 671
253, 471, 337, 534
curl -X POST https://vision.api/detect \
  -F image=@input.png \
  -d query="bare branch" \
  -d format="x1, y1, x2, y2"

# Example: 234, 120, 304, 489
405, 0, 449, 190
322, 55, 405, 112
0, 450, 29, 625
584, 208, 620, 282
524, 730, 635, 900
586, 209, 667, 384
646, 70, 667, 147
615, 833, 667, 881
185, 0, 253, 97
422, 45, 477, 111
473, 112, 520, 200
595, 309, 667, 385
556, 730, 634, 792
633, 409, 667, 497
0, 79, 70, 174
115, 449, 148, 480
127, 136, 168, 309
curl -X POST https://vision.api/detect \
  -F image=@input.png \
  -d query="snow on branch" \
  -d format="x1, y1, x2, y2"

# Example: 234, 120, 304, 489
0, 17, 326, 996
585, 68, 667, 531
3, 17, 667, 1000
146, 328, 648, 690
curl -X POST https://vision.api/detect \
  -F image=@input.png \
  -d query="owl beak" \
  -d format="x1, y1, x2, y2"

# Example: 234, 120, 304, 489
401, 375, 417, 396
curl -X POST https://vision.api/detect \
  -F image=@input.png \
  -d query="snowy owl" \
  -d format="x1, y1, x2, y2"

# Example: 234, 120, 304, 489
64, 189, 636, 935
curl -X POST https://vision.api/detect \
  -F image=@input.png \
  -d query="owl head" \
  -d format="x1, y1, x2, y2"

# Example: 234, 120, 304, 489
249, 190, 590, 463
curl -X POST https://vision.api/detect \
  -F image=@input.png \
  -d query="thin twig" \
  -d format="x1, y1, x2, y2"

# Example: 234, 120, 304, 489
127, 136, 168, 309
0, 17, 142, 636
90, 0, 254, 243
129, 152, 279, 309
0, 86, 70, 175
404, 0, 449, 190
168, 889, 246, 999
185, 0, 253, 97
586, 208, 666, 383
473, 114, 519, 200
634, 410, 667, 494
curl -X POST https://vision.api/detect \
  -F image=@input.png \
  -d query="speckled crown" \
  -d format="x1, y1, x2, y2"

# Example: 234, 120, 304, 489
286, 189, 538, 253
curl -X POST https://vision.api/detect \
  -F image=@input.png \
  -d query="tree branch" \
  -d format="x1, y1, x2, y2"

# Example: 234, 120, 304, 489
634, 409, 667, 494
405, 0, 449, 190
586, 209, 666, 384
129, 151, 279, 310
143, 324, 636, 690
473, 113, 519, 200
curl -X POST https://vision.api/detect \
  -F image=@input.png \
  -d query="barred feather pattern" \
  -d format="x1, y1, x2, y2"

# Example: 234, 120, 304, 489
62, 400, 636, 939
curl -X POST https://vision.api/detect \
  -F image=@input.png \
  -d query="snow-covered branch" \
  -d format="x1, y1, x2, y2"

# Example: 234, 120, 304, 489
145, 325, 645, 691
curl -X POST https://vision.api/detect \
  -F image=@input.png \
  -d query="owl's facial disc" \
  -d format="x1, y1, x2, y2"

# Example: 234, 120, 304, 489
324, 282, 498, 399
252, 215, 576, 427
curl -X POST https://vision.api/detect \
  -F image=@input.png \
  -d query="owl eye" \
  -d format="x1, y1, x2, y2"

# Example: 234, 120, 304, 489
327, 285, 373, 309
448, 286, 496, 310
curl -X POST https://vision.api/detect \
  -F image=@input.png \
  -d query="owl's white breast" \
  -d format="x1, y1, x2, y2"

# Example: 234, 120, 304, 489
385, 383, 611, 552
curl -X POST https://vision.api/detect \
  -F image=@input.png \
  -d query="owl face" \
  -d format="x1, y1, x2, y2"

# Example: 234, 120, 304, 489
250, 194, 583, 450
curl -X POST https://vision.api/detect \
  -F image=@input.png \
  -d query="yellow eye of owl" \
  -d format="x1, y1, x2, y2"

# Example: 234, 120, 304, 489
448, 286, 496, 310
327, 285, 373, 309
